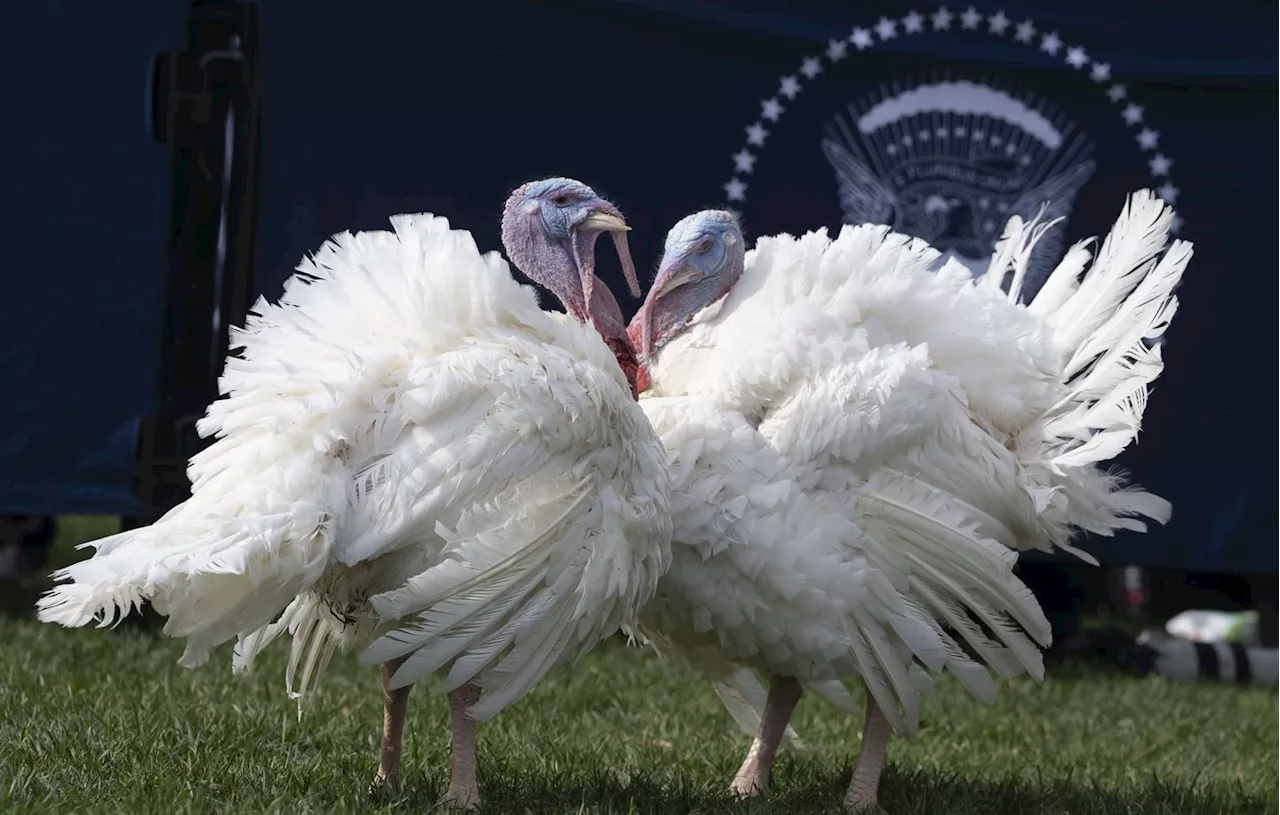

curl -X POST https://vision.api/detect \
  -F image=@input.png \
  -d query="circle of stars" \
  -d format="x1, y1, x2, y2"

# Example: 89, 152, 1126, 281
721, 5, 1184, 235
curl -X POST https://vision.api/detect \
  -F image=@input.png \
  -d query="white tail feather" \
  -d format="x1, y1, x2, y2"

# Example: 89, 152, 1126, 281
1027, 239, 1094, 316
983, 204, 1067, 304
982, 214, 1028, 291
989, 190, 1192, 559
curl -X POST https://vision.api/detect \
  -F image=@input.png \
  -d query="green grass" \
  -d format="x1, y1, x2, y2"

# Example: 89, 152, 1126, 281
0, 520, 1275, 814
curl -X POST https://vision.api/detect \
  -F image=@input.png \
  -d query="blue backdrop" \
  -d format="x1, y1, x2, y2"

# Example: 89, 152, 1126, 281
2, 0, 1274, 573
2, 1, 180, 515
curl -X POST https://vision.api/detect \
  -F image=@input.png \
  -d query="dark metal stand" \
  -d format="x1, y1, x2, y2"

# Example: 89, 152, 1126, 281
119, 1, 262, 626
126, 0, 262, 531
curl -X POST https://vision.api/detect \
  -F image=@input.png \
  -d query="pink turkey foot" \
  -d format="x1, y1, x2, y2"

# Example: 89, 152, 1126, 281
844, 694, 891, 813
728, 675, 802, 798
371, 657, 411, 795
442, 681, 482, 810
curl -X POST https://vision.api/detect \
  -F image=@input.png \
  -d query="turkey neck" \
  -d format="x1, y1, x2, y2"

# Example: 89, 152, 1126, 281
588, 277, 642, 400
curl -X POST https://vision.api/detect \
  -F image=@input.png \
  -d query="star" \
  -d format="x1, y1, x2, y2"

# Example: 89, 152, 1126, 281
876, 16, 898, 39
1065, 47, 1088, 69
745, 122, 769, 146
983, 219, 996, 232
954, 125, 967, 137
827, 38, 849, 61
1136, 128, 1160, 150
932, 7, 954, 30
1019, 155, 1032, 166
760, 98, 784, 121
1106, 84, 1128, 103
800, 57, 822, 79
973, 130, 986, 140
990, 134, 1002, 146
1170, 214, 1184, 234
1090, 62, 1112, 82
919, 130, 931, 141
1148, 154, 1172, 176
937, 126, 949, 138
902, 135, 914, 146
733, 149, 757, 173
1041, 32, 1062, 55
886, 144, 898, 155
903, 10, 925, 33
961, 6, 982, 29
1004, 142, 1017, 155
1156, 182, 1179, 204
850, 27, 874, 50
779, 75, 801, 99
724, 178, 747, 201
978, 197, 991, 210
1122, 104, 1144, 125
997, 201, 1010, 212
988, 11, 1010, 34
1014, 20, 1036, 42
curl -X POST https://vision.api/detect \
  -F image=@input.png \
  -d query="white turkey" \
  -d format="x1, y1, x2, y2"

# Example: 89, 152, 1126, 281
626, 191, 1191, 812
38, 177, 672, 810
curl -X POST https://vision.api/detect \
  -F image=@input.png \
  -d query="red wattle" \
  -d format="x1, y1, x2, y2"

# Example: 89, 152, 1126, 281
635, 365, 650, 396
603, 336, 642, 400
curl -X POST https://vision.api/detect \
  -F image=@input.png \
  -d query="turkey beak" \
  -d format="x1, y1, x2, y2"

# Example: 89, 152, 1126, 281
649, 251, 701, 301
579, 202, 641, 299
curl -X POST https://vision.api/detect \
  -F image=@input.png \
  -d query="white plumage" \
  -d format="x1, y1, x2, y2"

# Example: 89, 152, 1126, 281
629, 191, 1191, 811
39, 182, 671, 808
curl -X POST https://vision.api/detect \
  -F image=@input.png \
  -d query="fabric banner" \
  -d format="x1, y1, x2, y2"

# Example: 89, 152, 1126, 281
1, 2, 180, 515
254, 1, 1274, 573
3, 1, 1273, 573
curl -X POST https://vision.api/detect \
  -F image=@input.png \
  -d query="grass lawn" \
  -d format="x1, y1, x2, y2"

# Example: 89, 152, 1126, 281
0, 519, 1275, 814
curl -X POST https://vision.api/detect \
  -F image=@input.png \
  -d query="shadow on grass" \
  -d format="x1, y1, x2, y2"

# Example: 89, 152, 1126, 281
354, 760, 1269, 815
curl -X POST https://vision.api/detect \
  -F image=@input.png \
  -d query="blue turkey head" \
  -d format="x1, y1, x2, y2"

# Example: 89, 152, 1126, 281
500, 178, 639, 324
628, 210, 745, 365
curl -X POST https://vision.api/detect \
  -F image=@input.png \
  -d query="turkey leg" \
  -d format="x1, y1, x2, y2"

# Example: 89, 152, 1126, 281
443, 681, 482, 810
844, 693, 892, 812
729, 675, 803, 797
372, 657, 412, 793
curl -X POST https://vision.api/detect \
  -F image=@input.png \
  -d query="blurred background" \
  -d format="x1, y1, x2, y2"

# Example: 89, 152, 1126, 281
1, 0, 1275, 674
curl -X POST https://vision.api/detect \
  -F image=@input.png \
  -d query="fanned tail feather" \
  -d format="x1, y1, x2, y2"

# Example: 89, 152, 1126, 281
981, 214, 1027, 292
982, 205, 1065, 303
990, 190, 1191, 557
1026, 239, 1095, 317
35, 212, 514, 670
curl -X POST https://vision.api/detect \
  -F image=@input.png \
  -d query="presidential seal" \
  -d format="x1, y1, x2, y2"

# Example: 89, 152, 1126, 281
720, 6, 1184, 300
822, 79, 1094, 291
